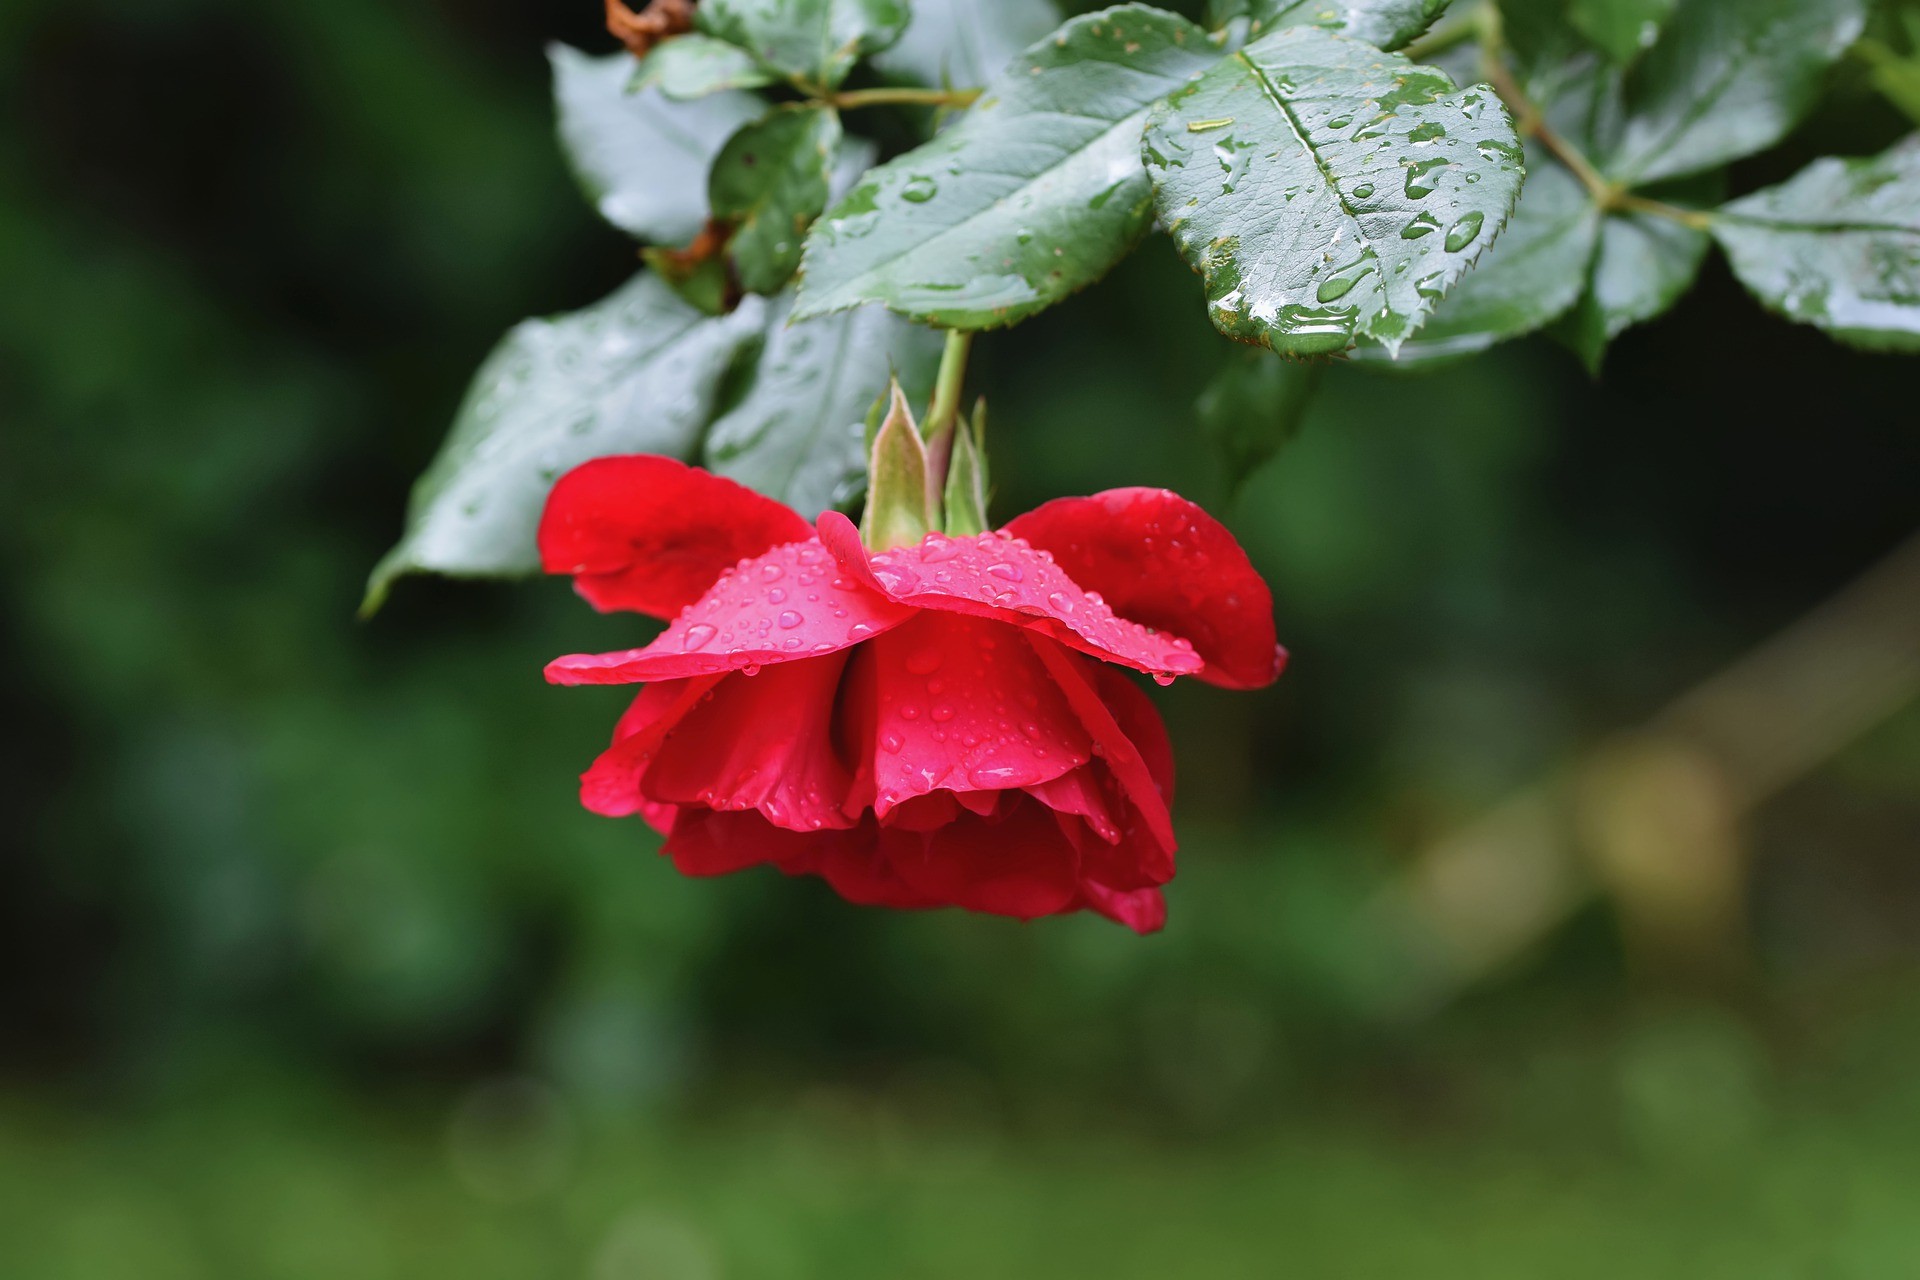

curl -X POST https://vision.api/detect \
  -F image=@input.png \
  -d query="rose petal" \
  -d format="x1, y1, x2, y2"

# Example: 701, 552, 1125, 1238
1080, 883, 1167, 934
539, 455, 815, 617
1024, 636, 1176, 856
1026, 767, 1121, 844
818, 512, 1205, 682
884, 798, 1081, 921
1003, 488, 1285, 689
664, 808, 844, 877
859, 613, 1091, 818
546, 537, 915, 685
641, 652, 857, 831
579, 676, 723, 817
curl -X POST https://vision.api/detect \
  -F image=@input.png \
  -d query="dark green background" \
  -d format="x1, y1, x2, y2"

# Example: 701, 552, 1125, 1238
3, 1, 1918, 1275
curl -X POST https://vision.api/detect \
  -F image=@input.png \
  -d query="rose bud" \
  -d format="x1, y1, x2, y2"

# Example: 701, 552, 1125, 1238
539, 455, 1284, 933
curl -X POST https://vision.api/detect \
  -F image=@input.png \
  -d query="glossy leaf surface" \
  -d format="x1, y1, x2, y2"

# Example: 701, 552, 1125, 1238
697, 0, 909, 90
1556, 207, 1708, 370
633, 33, 777, 99
1356, 152, 1599, 364
871, 0, 1061, 89
1568, 0, 1676, 64
366, 276, 765, 606
1144, 26, 1524, 355
550, 45, 761, 243
795, 5, 1221, 329
1604, 0, 1869, 184
1713, 135, 1920, 351
704, 293, 944, 517
1209, 0, 1451, 51
711, 106, 843, 296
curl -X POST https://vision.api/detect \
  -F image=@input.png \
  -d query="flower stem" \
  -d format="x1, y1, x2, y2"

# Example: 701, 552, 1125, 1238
924, 329, 973, 446
829, 86, 982, 110
921, 329, 974, 523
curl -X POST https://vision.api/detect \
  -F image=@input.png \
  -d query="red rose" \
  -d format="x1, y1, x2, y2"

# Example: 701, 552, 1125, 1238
539, 455, 1284, 933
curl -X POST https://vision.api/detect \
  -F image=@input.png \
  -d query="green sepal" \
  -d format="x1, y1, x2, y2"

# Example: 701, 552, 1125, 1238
860, 380, 935, 550
941, 398, 992, 536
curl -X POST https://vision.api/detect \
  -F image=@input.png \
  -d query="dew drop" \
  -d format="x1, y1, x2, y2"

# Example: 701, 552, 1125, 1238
768, 587, 787, 603
1443, 210, 1484, 252
759, 563, 785, 583
901, 174, 938, 203
930, 704, 956, 723
777, 610, 803, 629
905, 647, 943, 675
986, 562, 1024, 582
1152, 673, 1176, 687
682, 623, 717, 651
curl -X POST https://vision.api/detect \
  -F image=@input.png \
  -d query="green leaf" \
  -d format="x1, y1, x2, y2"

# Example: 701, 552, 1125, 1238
1194, 350, 1322, 491
704, 293, 944, 517
697, 0, 910, 90
1603, 0, 1870, 185
712, 106, 843, 296
364, 275, 765, 610
1568, 0, 1676, 64
871, 0, 1061, 89
632, 33, 778, 99
1354, 151, 1601, 364
1209, 0, 1453, 52
795, 5, 1221, 330
1712, 135, 1920, 351
1556, 204, 1709, 371
1143, 26, 1525, 356
550, 44, 760, 243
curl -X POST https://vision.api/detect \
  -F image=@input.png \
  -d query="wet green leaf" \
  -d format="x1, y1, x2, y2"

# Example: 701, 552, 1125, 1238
712, 106, 843, 296
795, 5, 1220, 329
704, 293, 943, 517
1713, 135, 1920, 351
364, 276, 765, 610
550, 44, 761, 243
632, 34, 778, 99
1194, 350, 1323, 491
1568, 0, 1676, 64
871, 0, 1061, 89
698, 0, 910, 90
1354, 152, 1600, 364
1556, 205, 1709, 371
1208, 0, 1453, 51
1144, 26, 1524, 356
1604, 0, 1869, 185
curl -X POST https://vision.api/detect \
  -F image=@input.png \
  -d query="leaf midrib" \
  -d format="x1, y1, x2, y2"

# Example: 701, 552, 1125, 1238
1235, 50, 1382, 308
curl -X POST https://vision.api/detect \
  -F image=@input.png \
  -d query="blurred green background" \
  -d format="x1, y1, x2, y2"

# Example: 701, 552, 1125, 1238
4, 1, 1920, 1276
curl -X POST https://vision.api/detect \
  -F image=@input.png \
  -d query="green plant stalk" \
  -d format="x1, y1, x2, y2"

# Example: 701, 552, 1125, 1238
920, 329, 974, 515
1473, 1, 1712, 232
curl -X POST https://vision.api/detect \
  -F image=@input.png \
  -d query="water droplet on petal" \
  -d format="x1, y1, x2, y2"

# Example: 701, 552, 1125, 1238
987, 563, 1024, 582
682, 623, 717, 651
930, 704, 956, 723
759, 563, 785, 583
1152, 672, 1177, 687
777, 610, 803, 629
905, 648, 943, 675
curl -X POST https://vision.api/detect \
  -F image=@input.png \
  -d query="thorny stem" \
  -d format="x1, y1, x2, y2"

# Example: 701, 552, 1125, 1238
1470, 1, 1714, 231
827, 85, 982, 110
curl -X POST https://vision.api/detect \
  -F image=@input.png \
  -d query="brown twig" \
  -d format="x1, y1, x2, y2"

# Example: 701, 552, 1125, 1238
606, 0, 696, 61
